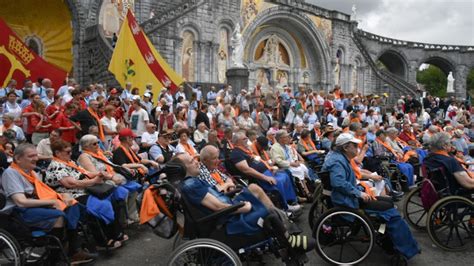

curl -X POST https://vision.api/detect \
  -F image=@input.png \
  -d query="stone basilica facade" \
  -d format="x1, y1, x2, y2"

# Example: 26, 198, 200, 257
14, 0, 474, 98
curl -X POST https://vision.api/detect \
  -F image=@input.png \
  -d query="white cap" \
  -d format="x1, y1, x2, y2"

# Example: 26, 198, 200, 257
143, 92, 151, 98
132, 95, 141, 100
335, 133, 362, 146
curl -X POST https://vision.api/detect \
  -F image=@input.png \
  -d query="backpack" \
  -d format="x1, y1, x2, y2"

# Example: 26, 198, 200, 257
420, 178, 439, 210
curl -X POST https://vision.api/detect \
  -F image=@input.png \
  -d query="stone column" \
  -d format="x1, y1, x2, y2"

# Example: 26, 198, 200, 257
407, 61, 419, 84
455, 65, 469, 99
226, 67, 249, 93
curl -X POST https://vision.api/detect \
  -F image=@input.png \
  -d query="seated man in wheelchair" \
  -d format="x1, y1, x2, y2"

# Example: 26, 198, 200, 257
371, 129, 416, 188
175, 152, 316, 253
423, 132, 474, 191
0, 143, 95, 264
322, 133, 420, 260
229, 131, 301, 212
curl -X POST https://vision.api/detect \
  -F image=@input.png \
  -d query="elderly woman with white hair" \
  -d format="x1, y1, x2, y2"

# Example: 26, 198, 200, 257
77, 134, 141, 224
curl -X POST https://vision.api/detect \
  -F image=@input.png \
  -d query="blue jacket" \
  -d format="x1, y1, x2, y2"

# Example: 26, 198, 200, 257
322, 151, 361, 209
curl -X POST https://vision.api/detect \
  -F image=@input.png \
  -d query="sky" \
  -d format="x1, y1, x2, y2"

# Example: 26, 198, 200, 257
306, 0, 474, 46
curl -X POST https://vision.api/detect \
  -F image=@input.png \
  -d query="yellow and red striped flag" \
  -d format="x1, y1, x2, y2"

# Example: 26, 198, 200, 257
108, 10, 183, 95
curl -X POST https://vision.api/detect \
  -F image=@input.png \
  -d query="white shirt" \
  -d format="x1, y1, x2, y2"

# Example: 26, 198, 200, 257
193, 130, 208, 143
130, 108, 149, 136
175, 91, 186, 101
100, 116, 117, 133
192, 87, 202, 101
57, 85, 69, 97
141, 131, 158, 145
3, 102, 22, 118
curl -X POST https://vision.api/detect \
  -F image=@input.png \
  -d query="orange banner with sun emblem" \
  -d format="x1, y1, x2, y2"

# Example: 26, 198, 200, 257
108, 10, 184, 95
0, 18, 67, 90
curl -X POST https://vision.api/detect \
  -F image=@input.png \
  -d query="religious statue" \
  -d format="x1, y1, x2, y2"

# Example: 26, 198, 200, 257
303, 72, 310, 84
351, 4, 357, 21
217, 49, 227, 83
334, 57, 341, 86
99, 0, 120, 37
182, 47, 193, 82
447, 71, 455, 93
231, 24, 244, 68
256, 69, 270, 89
277, 71, 288, 88
351, 64, 358, 91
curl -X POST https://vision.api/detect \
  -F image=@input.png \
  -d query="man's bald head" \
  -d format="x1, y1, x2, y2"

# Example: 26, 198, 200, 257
200, 145, 219, 170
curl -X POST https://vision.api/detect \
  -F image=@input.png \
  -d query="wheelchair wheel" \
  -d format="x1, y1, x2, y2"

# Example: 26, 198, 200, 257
308, 197, 329, 230
314, 207, 374, 265
403, 186, 427, 230
0, 229, 23, 266
167, 238, 242, 266
427, 196, 473, 251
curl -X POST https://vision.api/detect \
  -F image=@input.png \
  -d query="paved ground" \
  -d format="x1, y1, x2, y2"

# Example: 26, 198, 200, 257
96, 199, 472, 266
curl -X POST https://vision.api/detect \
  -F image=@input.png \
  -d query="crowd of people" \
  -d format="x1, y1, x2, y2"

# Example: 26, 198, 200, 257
1, 76, 474, 264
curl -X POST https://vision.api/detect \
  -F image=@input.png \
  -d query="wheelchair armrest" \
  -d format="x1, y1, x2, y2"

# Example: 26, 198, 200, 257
223, 186, 243, 198
232, 175, 249, 187
197, 202, 245, 224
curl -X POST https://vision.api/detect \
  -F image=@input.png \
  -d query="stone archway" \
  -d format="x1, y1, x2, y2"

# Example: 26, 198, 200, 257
242, 6, 331, 91
377, 50, 409, 80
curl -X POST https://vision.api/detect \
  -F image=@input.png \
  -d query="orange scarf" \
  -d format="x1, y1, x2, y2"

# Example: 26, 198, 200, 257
83, 150, 115, 174
210, 172, 224, 185
376, 138, 401, 161
404, 131, 416, 141
300, 100, 306, 111
396, 137, 409, 148
255, 111, 260, 125
119, 144, 145, 175
181, 142, 196, 157
454, 155, 474, 179
301, 137, 316, 151
350, 159, 376, 198
432, 151, 474, 179
250, 142, 271, 162
356, 135, 366, 149
88, 108, 105, 141
314, 128, 321, 137
236, 145, 271, 171
53, 157, 88, 175
139, 186, 173, 224
10, 162, 74, 211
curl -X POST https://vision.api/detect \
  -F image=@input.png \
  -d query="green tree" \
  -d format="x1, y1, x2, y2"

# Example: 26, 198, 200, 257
467, 68, 474, 94
416, 65, 447, 97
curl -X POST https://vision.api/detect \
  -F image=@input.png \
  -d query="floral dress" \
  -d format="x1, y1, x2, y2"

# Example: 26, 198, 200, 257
45, 160, 86, 198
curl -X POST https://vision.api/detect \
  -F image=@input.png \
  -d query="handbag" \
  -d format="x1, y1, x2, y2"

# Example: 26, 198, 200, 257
86, 183, 115, 199
147, 212, 177, 239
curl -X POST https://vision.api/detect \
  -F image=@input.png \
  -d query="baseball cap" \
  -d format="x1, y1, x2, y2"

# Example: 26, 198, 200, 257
143, 92, 151, 98
118, 128, 137, 138
335, 133, 362, 146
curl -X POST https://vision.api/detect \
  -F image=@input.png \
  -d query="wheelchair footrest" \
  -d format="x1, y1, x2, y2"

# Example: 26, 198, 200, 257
238, 238, 274, 255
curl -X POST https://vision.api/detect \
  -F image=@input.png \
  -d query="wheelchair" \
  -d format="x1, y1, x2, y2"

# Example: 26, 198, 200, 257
310, 172, 408, 265
144, 164, 309, 265
363, 155, 409, 193
0, 193, 70, 265
403, 166, 473, 251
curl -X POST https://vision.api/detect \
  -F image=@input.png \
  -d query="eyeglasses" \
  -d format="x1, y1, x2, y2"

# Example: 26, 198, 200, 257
63, 150, 72, 154
92, 142, 99, 146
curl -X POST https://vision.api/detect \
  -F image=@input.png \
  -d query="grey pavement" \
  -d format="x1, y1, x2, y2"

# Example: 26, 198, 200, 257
95, 201, 472, 266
